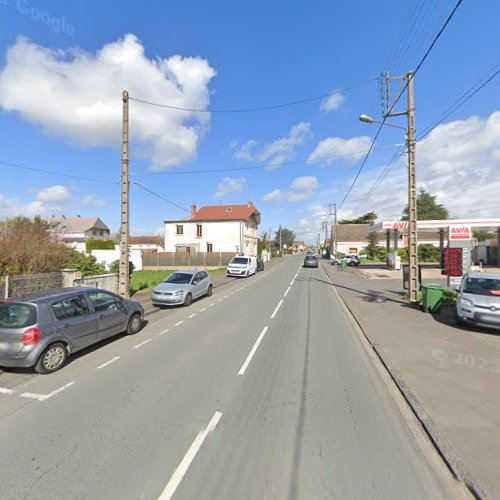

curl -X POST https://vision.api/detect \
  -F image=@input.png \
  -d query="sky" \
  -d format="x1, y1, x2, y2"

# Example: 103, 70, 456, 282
0, 0, 499, 244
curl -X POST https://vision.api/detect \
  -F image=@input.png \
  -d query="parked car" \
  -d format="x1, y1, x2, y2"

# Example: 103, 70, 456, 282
0, 288, 144, 374
331, 254, 360, 267
456, 272, 500, 329
152, 270, 212, 308
227, 256, 257, 277
303, 254, 319, 268
256, 258, 265, 272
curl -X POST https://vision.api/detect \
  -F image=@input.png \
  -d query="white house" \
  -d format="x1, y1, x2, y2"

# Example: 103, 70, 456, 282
164, 201, 261, 257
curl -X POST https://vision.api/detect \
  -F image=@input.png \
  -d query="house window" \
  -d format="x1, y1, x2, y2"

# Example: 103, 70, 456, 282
196, 224, 202, 238
176, 224, 184, 235
206, 243, 213, 253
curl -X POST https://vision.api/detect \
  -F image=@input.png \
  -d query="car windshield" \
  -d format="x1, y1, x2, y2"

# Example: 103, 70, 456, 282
463, 277, 500, 296
164, 273, 193, 285
231, 257, 249, 264
0, 302, 37, 329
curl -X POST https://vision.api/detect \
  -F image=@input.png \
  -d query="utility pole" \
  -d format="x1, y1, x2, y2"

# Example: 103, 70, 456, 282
268, 226, 271, 255
406, 72, 418, 303
279, 225, 282, 256
333, 203, 338, 257
119, 90, 130, 298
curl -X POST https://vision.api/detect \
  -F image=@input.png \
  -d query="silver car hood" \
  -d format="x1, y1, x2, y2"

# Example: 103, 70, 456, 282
461, 292, 500, 308
154, 282, 191, 293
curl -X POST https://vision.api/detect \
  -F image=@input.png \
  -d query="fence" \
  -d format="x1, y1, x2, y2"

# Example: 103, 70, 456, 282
1, 269, 118, 298
142, 252, 236, 269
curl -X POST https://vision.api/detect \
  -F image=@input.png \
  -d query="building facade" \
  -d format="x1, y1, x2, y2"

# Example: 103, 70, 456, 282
164, 201, 261, 257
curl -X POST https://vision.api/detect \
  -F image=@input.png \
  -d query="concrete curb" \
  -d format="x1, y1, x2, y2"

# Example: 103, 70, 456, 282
321, 264, 481, 499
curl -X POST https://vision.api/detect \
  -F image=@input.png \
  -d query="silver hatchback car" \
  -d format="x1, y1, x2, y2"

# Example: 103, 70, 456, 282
152, 270, 213, 307
0, 287, 144, 374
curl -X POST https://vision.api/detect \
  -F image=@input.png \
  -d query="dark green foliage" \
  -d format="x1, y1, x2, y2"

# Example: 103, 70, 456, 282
402, 189, 449, 220
339, 211, 378, 225
85, 238, 115, 253
109, 259, 135, 276
68, 252, 106, 277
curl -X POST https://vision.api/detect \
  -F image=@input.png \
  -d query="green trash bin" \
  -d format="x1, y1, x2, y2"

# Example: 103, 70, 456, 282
340, 258, 347, 269
421, 283, 444, 313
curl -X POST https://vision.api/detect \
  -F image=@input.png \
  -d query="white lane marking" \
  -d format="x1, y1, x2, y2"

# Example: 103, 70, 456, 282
224, 295, 229, 299
20, 381, 75, 402
158, 411, 223, 500
97, 356, 120, 369
175, 320, 184, 326
0, 387, 14, 394
238, 327, 269, 376
237, 288, 242, 291
134, 338, 152, 349
209, 303, 215, 307
158, 329, 170, 336
188, 313, 196, 319
284, 287, 291, 297
200, 308, 206, 312
271, 300, 284, 319
290, 279, 295, 286
230, 292, 235, 295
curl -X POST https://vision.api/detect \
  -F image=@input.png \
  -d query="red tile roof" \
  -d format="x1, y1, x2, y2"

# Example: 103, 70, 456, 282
190, 203, 260, 222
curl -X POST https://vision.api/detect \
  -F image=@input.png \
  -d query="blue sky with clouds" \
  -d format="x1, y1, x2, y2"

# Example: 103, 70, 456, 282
0, 0, 499, 243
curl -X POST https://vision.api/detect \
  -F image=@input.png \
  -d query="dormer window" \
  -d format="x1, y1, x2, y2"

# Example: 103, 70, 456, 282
226, 207, 232, 213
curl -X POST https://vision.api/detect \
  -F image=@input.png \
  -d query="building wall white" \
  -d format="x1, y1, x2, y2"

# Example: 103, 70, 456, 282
164, 220, 258, 256
91, 249, 143, 271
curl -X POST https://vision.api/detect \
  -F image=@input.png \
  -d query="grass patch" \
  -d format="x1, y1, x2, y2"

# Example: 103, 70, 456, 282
208, 267, 227, 275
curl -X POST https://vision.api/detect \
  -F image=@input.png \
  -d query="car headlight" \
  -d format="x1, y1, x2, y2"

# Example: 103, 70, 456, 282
174, 290, 184, 296
460, 297, 473, 307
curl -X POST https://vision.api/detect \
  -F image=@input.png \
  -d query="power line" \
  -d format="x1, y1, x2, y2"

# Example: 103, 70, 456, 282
0, 159, 118, 184
337, 0, 464, 211
132, 181, 190, 213
128, 78, 376, 114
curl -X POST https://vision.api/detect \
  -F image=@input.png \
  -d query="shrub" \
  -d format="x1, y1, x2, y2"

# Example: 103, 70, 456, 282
418, 244, 440, 262
69, 252, 106, 277
109, 259, 135, 276
85, 238, 115, 253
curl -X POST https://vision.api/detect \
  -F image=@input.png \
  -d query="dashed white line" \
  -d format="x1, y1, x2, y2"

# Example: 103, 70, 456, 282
284, 287, 291, 297
290, 279, 295, 286
134, 338, 152, 349
20, 381, 75, 402
158, 329, 170, 336
209, 303, 215, 307
0, 387, 14, 395
200, 308, 206, 312
238, 326, 269, 376
224, 295, 229, 299
97, 356, 120, 369
159, 411, 223, 500
271, 300, 284, 319
188, 313, 197, 319
175, 320, 184, 326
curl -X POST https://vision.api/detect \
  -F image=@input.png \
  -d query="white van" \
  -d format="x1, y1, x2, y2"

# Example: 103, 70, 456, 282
227, 256, 257, 277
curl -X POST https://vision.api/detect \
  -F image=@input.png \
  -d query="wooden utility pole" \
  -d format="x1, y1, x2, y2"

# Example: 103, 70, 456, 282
406, 72, 418, 303
119, 90, 130, 298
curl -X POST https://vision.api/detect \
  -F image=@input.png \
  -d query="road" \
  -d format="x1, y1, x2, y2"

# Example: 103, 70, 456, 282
0, 257, 461, 499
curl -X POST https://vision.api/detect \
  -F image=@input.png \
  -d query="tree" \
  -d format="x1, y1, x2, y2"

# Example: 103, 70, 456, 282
339, 211, 378, 225
85, 238, 115, 253
365, 231, 383, 259
69, 253, 106, 277
402, 189, 449, 220
473, 230, 495, 242
257, 232, 268, 257
109, 259, 135, 276
274, 227, 295, 250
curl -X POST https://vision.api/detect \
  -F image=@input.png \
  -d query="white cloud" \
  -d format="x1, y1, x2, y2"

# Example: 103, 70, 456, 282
262, 175, 319, 203
234, 122, 311, 167
338, 110, 500, 220
0, 34, 216, 170
214, 176, 246, 199
320, 91, 345, 113
35, 185, 70, 204
308, 135, 372, 165
82, 195, 107, 207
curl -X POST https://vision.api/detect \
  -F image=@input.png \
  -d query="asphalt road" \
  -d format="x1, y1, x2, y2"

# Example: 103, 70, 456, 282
0, 257, 459, 499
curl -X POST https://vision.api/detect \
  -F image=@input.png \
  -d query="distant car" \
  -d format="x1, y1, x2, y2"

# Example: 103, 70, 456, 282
227, 256, 257, 277
456, 272, 500, 329
152, 270, 212, 308
305, 250, 315, 257
303, 254, 319, 268
331, 254, 360, 267
0, 288, 144, 374
256, 258, 265, 271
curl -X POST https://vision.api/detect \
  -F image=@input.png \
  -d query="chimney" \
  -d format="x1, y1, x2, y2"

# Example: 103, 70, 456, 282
247, 200, 253, 207
191, 202, 197, 217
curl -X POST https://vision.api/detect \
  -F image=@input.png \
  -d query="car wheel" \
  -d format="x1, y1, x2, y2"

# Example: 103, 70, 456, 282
127, 313, 142, 335
207, 285, 213, 297
184, 293, 192, 307
35, 342, 68, 374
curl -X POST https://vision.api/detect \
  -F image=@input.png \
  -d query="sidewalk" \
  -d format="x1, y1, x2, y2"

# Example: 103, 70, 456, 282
322, 261, 500, 499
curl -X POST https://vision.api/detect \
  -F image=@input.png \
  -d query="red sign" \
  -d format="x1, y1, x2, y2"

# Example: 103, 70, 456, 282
392, 221, 409, 230
449, 226, 471, 240
443, 247, 463, 276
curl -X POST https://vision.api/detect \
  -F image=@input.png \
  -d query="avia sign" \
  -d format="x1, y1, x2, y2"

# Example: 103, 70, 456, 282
449, 225, 472, 240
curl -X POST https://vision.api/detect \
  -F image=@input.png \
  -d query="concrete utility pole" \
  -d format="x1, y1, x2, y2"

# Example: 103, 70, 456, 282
268, 226, 272, 254
279, 225, 282, 256
119, 90, 130, 298
333, 203, 338, 257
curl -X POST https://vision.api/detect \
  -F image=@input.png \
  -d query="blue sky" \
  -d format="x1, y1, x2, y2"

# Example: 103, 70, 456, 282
0, 0, 499, 243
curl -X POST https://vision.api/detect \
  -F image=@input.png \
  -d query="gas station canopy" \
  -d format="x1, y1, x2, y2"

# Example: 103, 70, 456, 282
369, 218, 500, 234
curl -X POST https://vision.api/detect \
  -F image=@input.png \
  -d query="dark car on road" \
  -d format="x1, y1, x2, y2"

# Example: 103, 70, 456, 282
257, 258, 265, 272
0, 288, 144, 374
303, 254, 319, 268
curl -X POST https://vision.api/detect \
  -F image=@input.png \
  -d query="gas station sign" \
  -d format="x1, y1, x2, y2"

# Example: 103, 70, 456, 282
449, 225, 472, 240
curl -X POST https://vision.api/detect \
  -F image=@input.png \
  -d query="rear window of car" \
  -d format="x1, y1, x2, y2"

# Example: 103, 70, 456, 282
0, 302, 37, 329
231, 257, 249, 264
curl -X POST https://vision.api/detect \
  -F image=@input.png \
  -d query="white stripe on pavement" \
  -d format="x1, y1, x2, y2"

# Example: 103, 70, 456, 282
284, 287, 291, 297
97, 356, 120, 369
134, 338, 152, 349
158, 329, 170, 336
158, 411, 223, 500
20, 381, 75, 402
238, 326, 269, 376
188, 313, 196, 319
0, 387, 14, 394
175, 321, 184, 326
271, 300, 284, 319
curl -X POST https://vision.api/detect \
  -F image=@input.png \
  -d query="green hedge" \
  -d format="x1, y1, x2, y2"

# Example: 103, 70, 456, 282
85, 238, 115, 253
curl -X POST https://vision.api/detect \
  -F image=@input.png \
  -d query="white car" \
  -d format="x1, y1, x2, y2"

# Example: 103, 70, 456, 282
227, 256, 257, 277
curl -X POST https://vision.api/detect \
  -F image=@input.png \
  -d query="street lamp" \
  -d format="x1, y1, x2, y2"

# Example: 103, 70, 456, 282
359, 114, 407, 131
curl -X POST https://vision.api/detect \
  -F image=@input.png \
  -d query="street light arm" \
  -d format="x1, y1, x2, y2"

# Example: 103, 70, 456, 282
359, 114, 407, 131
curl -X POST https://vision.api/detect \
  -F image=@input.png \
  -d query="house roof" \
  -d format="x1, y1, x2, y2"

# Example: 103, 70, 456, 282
333, 224, 371, 242
46, 216, 110, 233
129, 236, 163, 245
165, 202, 261, 223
